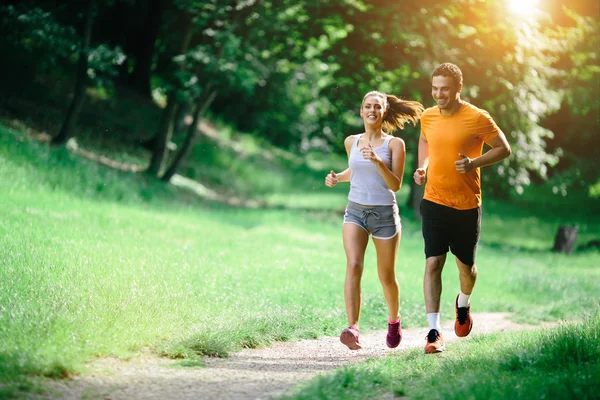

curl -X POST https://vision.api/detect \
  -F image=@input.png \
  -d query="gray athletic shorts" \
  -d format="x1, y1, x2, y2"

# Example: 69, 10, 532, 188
343, 201, 401, 240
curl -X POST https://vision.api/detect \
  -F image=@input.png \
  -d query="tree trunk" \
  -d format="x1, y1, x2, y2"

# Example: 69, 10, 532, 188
407, 87, 430, 219
407, 133, 424, 220
128, 0, 165, 98
173, 101, 193, 135
51, 0, 95, 146
409, 180, 424, 220
146, 100, 178, 176
145, 14, 193, 177
160, 85, 217, 182
552, 225, 578, 253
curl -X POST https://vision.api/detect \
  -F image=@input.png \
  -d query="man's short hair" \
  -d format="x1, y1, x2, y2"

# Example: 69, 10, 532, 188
432, 63, 463, 86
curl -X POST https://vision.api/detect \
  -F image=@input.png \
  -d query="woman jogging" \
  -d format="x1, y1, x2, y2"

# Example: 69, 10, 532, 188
325, 90, 424, 350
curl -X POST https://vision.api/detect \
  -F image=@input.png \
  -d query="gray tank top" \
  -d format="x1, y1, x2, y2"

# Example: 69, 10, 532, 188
348, 134, 396, 206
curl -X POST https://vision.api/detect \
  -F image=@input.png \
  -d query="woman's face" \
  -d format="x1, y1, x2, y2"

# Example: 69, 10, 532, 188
360, 95, 386, 127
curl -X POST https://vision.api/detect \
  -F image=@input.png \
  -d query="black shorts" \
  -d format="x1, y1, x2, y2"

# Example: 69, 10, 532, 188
420, 199, 481, 266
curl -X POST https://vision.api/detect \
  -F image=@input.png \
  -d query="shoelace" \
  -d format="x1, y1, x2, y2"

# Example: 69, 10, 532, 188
361, 209, 380, 220
388, 322, 399, 336
457, 307, 470, 325
426, 329, 440, 343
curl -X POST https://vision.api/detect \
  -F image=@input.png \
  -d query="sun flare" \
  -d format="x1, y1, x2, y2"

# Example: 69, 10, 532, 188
507, 0, 540, 16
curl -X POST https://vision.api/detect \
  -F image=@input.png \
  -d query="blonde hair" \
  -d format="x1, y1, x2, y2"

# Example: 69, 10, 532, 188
362, 91, 424, 133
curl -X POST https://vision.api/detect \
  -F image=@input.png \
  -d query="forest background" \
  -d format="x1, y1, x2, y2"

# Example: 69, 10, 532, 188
0, 0, 598, 205
0, 0, 599, 398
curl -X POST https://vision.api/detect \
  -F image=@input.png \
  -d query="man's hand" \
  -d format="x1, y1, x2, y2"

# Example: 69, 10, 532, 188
325, 170, 339, 187
455, 153, 474, 174
413, 168, 426, 185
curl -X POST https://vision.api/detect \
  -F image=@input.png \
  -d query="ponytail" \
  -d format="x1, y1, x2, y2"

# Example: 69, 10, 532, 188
383, 95, 424, 133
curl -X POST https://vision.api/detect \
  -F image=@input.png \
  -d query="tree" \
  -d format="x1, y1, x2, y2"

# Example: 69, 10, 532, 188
148, 0, 355, 180
303, 0, 593, 203
541, 8, 600, 194
161, 82, 217, 181
116, 0, 167, 98
2, 0, 597, 201
145, 11, 194, 177
157, 0, 261, 180
51, 0, 96, 146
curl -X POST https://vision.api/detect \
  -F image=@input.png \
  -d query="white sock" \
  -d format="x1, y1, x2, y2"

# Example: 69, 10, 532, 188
427, 313, 441, 331
457, 291, 471, 308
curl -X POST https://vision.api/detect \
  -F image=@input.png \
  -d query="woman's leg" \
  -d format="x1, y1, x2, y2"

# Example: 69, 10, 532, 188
342, 223, 369, 327
372, 231, 401, 321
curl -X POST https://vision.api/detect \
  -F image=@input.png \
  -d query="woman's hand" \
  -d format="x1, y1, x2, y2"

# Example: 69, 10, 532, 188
325, 170, 339, 187
360, 144, 382, 165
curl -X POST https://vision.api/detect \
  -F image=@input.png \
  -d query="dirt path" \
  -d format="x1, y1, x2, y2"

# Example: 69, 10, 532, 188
44, 313, 548, 400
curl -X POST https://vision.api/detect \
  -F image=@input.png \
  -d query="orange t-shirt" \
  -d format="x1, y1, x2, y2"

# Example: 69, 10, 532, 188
421, 102, 502, 210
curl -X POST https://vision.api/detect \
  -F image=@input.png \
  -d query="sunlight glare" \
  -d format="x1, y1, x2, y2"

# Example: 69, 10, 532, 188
507, 0, 540, 16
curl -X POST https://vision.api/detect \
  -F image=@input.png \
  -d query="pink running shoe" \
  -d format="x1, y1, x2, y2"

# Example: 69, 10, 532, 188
386, 319, 402, 348
340, 325, 361, 350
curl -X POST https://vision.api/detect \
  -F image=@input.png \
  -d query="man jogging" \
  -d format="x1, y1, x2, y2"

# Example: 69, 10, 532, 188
414, 63, 512, 354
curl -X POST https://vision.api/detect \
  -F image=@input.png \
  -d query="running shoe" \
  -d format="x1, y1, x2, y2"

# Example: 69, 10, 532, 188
340, 325, 361, 350
386, 319, 402, 348
454, 294, 473, 337
424, 329, 445, 354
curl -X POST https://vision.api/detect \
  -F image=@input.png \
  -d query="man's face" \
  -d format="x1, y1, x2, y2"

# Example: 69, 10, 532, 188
431, 75, 461, 110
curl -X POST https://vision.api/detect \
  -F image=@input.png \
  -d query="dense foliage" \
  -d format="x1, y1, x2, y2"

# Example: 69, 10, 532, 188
0, 0, 597, 196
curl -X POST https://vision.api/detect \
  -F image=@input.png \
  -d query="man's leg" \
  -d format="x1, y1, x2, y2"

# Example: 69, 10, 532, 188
424, 254, 447, 313
454, 258, 476, 337
450, 206, 480, 337
423, 254, 447, 353
455, 258, 477, 300
420, 200, 451, 353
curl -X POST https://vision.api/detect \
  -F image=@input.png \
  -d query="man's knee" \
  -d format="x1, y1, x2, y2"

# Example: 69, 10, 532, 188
456, 258, 476, 271
425, 255, 445, 275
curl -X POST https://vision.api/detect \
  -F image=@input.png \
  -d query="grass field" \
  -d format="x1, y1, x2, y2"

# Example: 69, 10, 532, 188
1, 122, 599, 399
284, 314, 600, 400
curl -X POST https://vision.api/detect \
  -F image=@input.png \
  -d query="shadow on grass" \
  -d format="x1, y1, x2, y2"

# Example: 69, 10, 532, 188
481, 238, 600, 254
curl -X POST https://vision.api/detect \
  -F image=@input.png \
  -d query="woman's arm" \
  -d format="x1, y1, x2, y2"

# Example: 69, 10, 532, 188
376, 137, 405, 192
359, 137, 405, 192
325, 135, 355, 187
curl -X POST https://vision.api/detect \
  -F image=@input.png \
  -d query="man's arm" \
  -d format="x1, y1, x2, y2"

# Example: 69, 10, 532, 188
455, 131, 511, 173
418, 134, 430, 170
413, 134, 429, 185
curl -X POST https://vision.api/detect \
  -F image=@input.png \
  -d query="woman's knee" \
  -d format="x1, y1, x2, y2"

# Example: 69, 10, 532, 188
379, 273, 398, 288
346, 260, 363, 276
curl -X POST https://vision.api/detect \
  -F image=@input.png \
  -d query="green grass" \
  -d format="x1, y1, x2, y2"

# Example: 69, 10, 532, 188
283, 314, 600, 400
0, 121, 599, 399
482, 197, 600, 251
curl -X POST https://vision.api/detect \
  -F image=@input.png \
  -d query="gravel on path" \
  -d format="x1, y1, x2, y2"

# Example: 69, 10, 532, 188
43, 312, 548, 400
